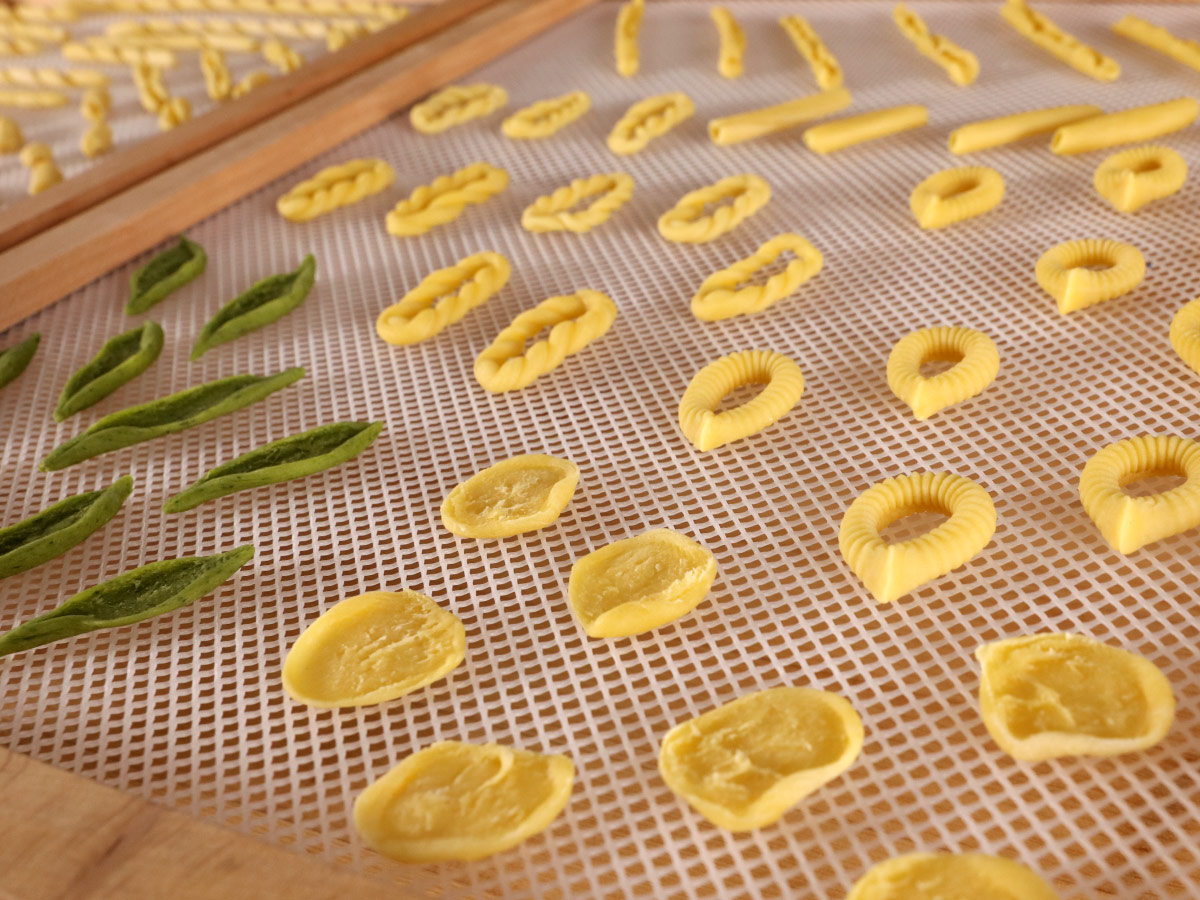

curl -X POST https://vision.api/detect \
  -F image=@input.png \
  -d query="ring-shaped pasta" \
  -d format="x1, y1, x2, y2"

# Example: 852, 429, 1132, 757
658, 174, 770, 244
501, 90, 591, 140
691, 233, 823, 321
474, 290, 617, 392
1035, 238, 1145, 314
838, 471, 996, 604
1094, 145, 1187, 212
385, 162, 509, 237
1170, 296, 1200, 376
678, 349, 804, 451
607, 91, 694, 155
376, 251, 511, 345
886, 326, 999, 421
521, 172, 634, 234
909, 165, 1004, 229
1079, 435, 1200, 554
410, 83, 507, 134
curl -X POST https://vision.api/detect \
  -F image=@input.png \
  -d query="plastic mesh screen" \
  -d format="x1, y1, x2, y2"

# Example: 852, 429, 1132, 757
3, 2, 1200, 898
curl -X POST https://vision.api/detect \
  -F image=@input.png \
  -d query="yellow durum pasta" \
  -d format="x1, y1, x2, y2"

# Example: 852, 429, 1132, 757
410, 83, 507, 135
0, 114, 21, 151
277, 158, 395, 222
62, 40, 177, 67
947, 104, 1101, 154
377, 251, 510, 345
659, 687, 863, 832
1094, 145, 1186, 212
847, 853, 1061, 900
354, 742, 574, 863
658, 174, 770, 243
156, 95, 190, 130
231, 69, 270, 98
1170, 296, 1200, 376
521, 172, 634, 234
909, 166, 1004, 229
80, 85, 110, 120
200, 46, 231, 100
607, 91, 694, 154
976, 633, 1175, 761
779, 15, 841, 90
385, 161, 509, 237
501, 90, 590, 139
691, 233, 823, 321
803, 104, 927, 154
261, 37, 302, 73
892, 4, 978, 86
0, 66, 108, 89
442, 454, 579, 539
80, 119, 112, 156
0, 86, 66, 107
1000, 0, 1119, 81
710, 6, 744, 78
708, 86, 851, 146
1113, 15, 1200, 74
886, 326, 999, 420
613, 0, 643, 77
1035, 239, 1145, 314
1051, 97, 1199, 154
678, 349, 804, 451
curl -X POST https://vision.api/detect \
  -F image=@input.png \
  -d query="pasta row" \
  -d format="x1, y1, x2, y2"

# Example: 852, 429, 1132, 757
0, 3, 79, 22
892, 3, 978, 86
62, 39, 177, 67
710, 6, 745, 78
1112, 15, 1200, 74
778, 15, 842, 90
107, 15, 375, 43
947, 104, 1100, 154
103, 29, 260, 52
76, 0, 403, 21
0, 87, 68, 108
0, 21, 67, 44
1000, 0, 1119, 81
614, 0, 643, 77
200, 46, 232, 100
708, 87, 851, 145
0, 37, 42, 56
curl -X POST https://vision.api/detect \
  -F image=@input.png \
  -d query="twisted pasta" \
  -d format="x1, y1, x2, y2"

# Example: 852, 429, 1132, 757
80, 86, 111, 120
1051, 98, 1199, 155
326, 24, 369, 52
691, 234, 823, 321
1035, 239, 1145, 314
0, 4, 78, 22
200, 46, 231, 100
909, 166, 1004, 229
277, 158, 395, 222
678, 349, 804, 451
0, 21, 67, 44
262, 37, 303, 73
658, 174, 770, 244
501, 90, 590, 139
0, 37, 42, 56
947, 104, 1101, 154
708, 87, 851, 145
710, 6, 745, 78
376, 252, 511, 345
607, 91, 694, 154
63, 40, 177, 67
1094, 145, 1187, 212
892, 3, 978, 86
80, 119, 113, 157
474, 290, 617, 392
385, 162, 509, 237
1000, 0, 1119, 81
231, 69, 270, 97
410, 84, 507, 135
779, 15, 842, 90
108, 15, 364, 44
0, 87, 68, 108
106, 29, 260, 51
521, 172, 633, 234
803, 105, 928, 154
614, 0, 642, 77
157, 95, 190, 129
131, 61, 168, 112
886, 326, 1000, 421
0, 114, 20, 151
1170, 297, 1200, 376
1113, 15, 1200, 73
79, 0, 402, 20
0, 67, 108, 89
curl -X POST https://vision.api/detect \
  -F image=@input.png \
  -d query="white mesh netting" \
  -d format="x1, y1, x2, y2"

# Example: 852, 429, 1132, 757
2, 2, 1200, 898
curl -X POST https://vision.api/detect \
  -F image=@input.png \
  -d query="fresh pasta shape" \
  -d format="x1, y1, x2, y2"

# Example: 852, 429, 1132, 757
1051, 98, 1199, 155
910, 166, 1004, 229
262, 37, 302, 73
1112, 15, 1200, 74
1094, 145, 1186, 212
658, 174, 770, 244
607, 91, 693, 154
0, 113, 21, 151
521, 172, 633, 234
80, 119, 113, 157
410, 83, 507, 135
887, 326, 999, 420
474, 290, 617, 392
1170, 296, 1200, 376
708, 87, 851, 146
27, 159, 61, 194
277, 158, 395, 222
691, 233, 823, 321
892, 3, 978, 86
80, 85, 110, 120
131, 60, 168, 112
376, 251, 510, 345
848, 853, 1061, 900
614, 0, 643, 77
1079, 435, 1200, 554
0, 37, 42, 57
948, 104, 1100, 154
156, 95, 190, 130
803, 104, 927, 154
678, 349, 804, 451
384, 161, 509, 237
442, 454, 578, 539
107, 15, 359, 44
710, 6, 745, 78
1035, 239, 1145, 314
81, 0, 405, 18
1000, 0, 1119, 81
0, 20, 66, 43
0, 66, 108, 89
779, 15, 842, 90
0, 87, 66, 107
231, 69, 270, 98
200, 46, 231, 100
839, 471, 996, 604
63, 40, 177, 68
501, 90, 590, 139
18, 139, 50, 166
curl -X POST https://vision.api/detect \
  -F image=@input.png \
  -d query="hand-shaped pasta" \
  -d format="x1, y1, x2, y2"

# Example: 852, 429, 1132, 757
501, 90, 590, 139
659, 174, 770, 243
710, 6, 745, 78
200, 46, 231, 100
779, 15, 842, 89
1170, 296, 1200, 376
892, 3, 978, 86
1094, 145, 1186, 212
521, 172, 633, 234
277, 158, 395, 222
614, 0, 643, 77
385, 162, 509, 237
691, 234, 823, 321
947, 104, 1101, 154
678, 349, 804, 451
474, 290, 617, 392
0, 87, 66, 107
709, 88, 852, 145
80, 119, 112, 157
376, 252, 510, 345
0, 66, 108, 88
804, 105, 927, 154
1000, 0, 1119, 81
1051, 98, 1199, 155
910, 166, 1004, 229
1035, 239, 1145, 313
1113, 15, 1200, 73
887, 326, 999, 420
157, 95, 190, 130
411, 83, 507, 135
607, 92, 693, 154
0, 113, 20, 150
262, 37, 302, 73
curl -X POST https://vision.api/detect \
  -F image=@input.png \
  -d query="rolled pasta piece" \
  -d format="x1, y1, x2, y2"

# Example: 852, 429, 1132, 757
0, 87, 67, 107
779, 15, 842, 90
892, 3, 978, 86
1000, 0, 1119, 81
200, 46, 231, 100
18, 139, 50, 166
62, 39, 177, 67
0, 114, 21, 151
277, 158, 395, 222
614, 0, 643, 78
0, 37, 42, 57
691, 233, 823, 321
0, 66, 109, 89
501, 90, 590, 140
948, 104, 1101, 154
1094, 145, 1186, 212
658, 174, 770, 244
376, 251, 510, 345
1112, 15, 1200, 74
607, 91, 694, 154
804, 105, 927, 154
385, 161, 509, 237
521, 172, 634, 234
708, 87, 851, 146
80, 119, 112, 157
678, 349, 804, 451
710, 6, 744, 78
1035, 239, 1144, 314
887, 326, 999, 420
411, 83, 507, 135
910, 166, 1004, 229
1051, 98, 1199, 155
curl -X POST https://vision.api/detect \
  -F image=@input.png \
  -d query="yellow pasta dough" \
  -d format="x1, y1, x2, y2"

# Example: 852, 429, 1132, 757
947, 104, 1101, 155
521, 172, 633, 234
0, 66, 108, 89
1170, 296, 1200, 376
678, 349, 804, 451
710, 6, 744, 78
0, 37, 42, 57
614, 0, 643, 77
261, 37, 302, 73
474, 289, 617, 392
385, 161, 509, 237
892, 4, 978, 86
501, 90, 590, 139
282, 590, 465, 708
1051, 97, 1199, 155
607, 91, 694, 155
442, 454, 578, 539
277, 158, 395, 222
658, 173, 770, 244
839, 471, 996, 604
659, 687, 863, 832
1113, 15, 1200, 74
976, 633, 1175, 761
231, 69, 270, 98
354, 741, 574, 863
1079, 434, 1200, 554
18, 139, 49, 166
847, 853, 1061, 900
708, 87, 852, 146
779, 15, 842, 90
887, 326, 999, 421
1094, 145, 1186, 212
131, 61, 167, 113
1035, 238, 1145, 314
410, 83, 507, 135
0, 87, 66, 107
803, 105, 927, 154
80, 119, 112, 157
62, 40, 177, 68
156, 94, 190, 130
569, 529, 716, 638
691, 233, 823, 322
909, 165, 1004, 229
1000, 0, 1119, 81
27, 158, 61, 194
0, 114, 21, 151
377, 251, 510, 345
79, 85, 110, 120
0, 20, 65, 43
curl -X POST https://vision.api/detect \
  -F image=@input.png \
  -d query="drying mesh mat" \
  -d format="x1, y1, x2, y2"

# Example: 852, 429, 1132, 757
2, 2, 1200, 898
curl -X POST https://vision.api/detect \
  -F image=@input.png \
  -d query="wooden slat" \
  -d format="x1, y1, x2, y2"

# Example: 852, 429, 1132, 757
0, 0, 595, 334
0, 0, 498, 256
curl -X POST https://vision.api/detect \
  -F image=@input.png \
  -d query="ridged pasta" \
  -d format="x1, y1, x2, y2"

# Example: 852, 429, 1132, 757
1035, 239, 1145, 314
1112, 15, 1200, 73
501, 90, 590, 140
277, 158, 395, 222
107, 15, 369, 44
521, 172, 633, 234
803, 105, 927, 154
376, 252, 511, 346
1169, 297, 1200, 377
892, 3, 978, 86
886, 326, 1000, 420
614, 0, 643, 77
385, 161, 509, 237
708, 87, 851, 146
779, 15, 841, 90
607, 91, 694, 154
678, 349, 804, 452
1094, 145, 1187, 212
1000, 0, 1119, 81
658, 174, 770, 244
947, 104, 1101, 154
0, 4, 78, 22
909, 165, 1004, 229
691, 234, 823, 322
710, 6, 745, 78
410, 83, 507, 135
1051, 98, 1199, 155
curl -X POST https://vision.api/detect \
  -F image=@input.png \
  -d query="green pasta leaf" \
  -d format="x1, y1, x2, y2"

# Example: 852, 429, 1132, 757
54, 321, 164, 421
127, 236, 208, 315
0, 333, 40, 391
